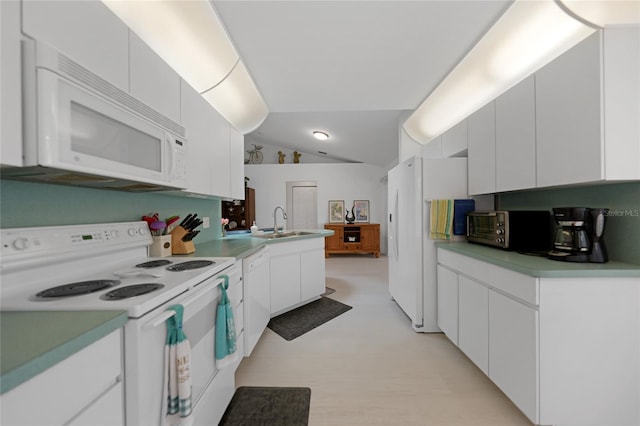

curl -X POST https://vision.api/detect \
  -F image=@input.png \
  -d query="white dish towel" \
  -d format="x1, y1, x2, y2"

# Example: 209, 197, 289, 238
162, 304, 193, 426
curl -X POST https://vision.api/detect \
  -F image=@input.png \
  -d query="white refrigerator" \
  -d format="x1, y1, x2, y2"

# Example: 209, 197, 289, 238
387, 156, 468, 332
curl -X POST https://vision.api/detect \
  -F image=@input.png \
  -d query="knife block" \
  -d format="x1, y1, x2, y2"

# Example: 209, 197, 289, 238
170, 226, 195, 255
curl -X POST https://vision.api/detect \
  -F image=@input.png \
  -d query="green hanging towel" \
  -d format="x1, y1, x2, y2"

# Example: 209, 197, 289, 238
215, 274, 238, 368
163, 305, 193, 426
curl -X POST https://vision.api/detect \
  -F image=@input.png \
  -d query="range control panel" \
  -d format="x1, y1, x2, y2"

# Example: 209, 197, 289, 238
1, 221, 151, 261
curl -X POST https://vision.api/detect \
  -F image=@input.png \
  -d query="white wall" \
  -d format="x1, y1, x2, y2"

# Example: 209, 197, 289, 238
245, 163, 388, 253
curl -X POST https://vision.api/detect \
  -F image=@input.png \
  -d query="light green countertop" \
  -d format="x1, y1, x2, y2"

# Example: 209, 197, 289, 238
0, 230, 332, 394
0, 310, 128, 394
437, 242, 640, 278
195, 229, 333, 260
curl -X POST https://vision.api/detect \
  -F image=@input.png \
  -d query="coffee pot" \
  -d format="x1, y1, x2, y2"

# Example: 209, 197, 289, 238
548, 207, 608, 263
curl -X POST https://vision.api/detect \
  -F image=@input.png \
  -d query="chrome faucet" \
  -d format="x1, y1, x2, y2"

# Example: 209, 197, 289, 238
273, 206, 287, 234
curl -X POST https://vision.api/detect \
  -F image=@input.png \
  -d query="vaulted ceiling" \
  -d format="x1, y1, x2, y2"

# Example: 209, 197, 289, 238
213, 1, 511, 166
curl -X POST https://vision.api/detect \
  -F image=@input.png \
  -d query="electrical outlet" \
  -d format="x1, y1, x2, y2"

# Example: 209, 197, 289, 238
202, 217, 210, 229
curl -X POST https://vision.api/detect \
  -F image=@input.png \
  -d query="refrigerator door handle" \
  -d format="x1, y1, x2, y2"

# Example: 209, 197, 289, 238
394, 190, 399, 259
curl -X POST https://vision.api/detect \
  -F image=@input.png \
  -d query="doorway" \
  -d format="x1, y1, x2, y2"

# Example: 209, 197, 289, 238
286, 181, 318, 229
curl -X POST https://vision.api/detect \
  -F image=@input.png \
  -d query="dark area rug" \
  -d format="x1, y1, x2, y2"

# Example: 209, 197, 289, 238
267, 297, 352, 341
219, 386, 311, 426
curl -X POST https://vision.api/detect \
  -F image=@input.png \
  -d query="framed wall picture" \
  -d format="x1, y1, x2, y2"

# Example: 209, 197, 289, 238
328, 200, 345, 223
354, 200, 370, 223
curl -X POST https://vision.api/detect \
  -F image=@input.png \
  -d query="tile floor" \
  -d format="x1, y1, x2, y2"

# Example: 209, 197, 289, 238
235, 255, 533, 426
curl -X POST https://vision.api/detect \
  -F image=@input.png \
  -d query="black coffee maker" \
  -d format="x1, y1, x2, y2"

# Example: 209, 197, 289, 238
548, 207, 609, 263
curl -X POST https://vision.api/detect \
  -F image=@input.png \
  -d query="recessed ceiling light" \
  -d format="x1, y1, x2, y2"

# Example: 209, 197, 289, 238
312, 131, 329, 141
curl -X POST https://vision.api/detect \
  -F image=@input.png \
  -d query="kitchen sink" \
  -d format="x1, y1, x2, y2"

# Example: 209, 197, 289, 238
252, 231, 315, 239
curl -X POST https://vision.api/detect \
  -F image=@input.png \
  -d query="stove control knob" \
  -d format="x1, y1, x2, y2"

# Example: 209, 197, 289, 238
138, 227, 148, 236
127, 228, 136, 236
12, 237, 30, 250
110, 230, 119, 238
496, 229, 504, 235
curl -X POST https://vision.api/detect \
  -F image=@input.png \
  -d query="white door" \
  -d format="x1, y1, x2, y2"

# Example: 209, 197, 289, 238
286, 181, 318, 229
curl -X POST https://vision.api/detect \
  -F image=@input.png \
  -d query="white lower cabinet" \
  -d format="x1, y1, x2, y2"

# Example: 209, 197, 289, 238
269, 238, 326, 316
270, 251, 301, 314
437, 247, 640, 426
458, 275, 488, 375
300, 248, 326, 301
1, 330, 124, 426
436, 265, 458, 344
488, 289, 538, 422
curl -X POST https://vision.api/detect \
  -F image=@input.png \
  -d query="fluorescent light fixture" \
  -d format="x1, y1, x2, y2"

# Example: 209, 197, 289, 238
312, 131, 329, 140
403, 0, 597, 144
559, 0, 640, 27
201, 60, 268, 134
102, 0, 268, 134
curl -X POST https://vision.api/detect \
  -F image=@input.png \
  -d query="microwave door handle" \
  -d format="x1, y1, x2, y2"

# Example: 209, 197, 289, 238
166, 134, 176, 179
144, 277, 224, 329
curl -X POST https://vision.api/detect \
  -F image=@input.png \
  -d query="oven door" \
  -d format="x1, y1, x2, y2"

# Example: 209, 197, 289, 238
123, 264, 242, 426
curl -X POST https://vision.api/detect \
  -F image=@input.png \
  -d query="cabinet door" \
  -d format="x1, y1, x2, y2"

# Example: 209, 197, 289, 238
180, 80, 231, 196
436, 265, 458, 345
441, 119, 468, 158
300, 248, 326, 301
489, 290, 538, 424
22, 0, 129, 91
0, 0, 22, 166
458, 276, 488, 374
270, 253, 300, 314
495, 75, 536, 192
324, 226, 343, 251
467, 102, 496, 195
180, 81, 213, 195
536, 32, 602, 187
129, 32, 181, 123
228, 126, 245, 200
360, 225, 378, 250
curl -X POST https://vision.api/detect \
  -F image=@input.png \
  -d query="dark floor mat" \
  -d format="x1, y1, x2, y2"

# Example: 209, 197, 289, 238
219, 386, 311, 426
267, 297, 352, 341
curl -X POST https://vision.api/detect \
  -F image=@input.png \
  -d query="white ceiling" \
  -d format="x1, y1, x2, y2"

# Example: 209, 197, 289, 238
213, 0, 511, 166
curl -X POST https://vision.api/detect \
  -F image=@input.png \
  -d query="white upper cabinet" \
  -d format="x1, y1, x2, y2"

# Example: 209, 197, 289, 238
535, 32, 602, 187
467, 102, 496, 195
441, 120, 468, 158
180, 80, 230, 197
495, 75, 536, 192
129, 33, 181, 124
1, 0, 22, 167
536, 28, 640, 187
228, 127, 245, 200
22, 0, 129, 91
422, 136, 443, 159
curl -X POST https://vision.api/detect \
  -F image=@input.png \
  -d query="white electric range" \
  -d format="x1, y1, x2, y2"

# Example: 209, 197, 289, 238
0, 221, 234, 316
0, 221, 240, 425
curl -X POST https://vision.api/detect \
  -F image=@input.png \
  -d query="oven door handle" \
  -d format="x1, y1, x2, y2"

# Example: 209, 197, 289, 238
144, 277, 224, 329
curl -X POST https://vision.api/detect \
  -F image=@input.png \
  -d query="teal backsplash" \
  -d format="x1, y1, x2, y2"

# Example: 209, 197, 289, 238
0, 180, 223, 242
498, 181, 640, 264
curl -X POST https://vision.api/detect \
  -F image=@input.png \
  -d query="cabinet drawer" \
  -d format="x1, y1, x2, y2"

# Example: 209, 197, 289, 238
438, 249, 539, 305
1, 329, 123, 425
344, 243, 362, 250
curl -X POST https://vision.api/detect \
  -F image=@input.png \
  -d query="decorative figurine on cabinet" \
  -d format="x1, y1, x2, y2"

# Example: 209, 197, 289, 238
345, 205, 356, 224
293, 151, 302, 163
278, 151, 286, 164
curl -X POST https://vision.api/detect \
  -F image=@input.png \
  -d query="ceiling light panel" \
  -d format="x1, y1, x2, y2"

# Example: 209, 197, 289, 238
403, 0, 596, 144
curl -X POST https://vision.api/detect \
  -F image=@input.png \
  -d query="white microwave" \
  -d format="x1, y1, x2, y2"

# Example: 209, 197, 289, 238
5, 40, 187, 191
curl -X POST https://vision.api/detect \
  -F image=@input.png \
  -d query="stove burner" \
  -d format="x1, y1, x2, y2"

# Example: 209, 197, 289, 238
166, 260, 214, 271
101, 283, 164, 300
36, 280, 121, 298
136, 260, 173, 268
